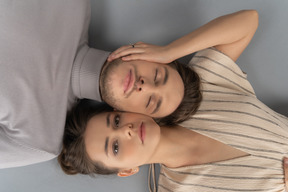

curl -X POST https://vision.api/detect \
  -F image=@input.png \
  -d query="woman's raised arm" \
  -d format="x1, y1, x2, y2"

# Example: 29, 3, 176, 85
108, 10, 258, 63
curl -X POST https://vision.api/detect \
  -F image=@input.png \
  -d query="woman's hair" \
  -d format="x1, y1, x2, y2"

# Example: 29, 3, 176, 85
58, 99, 118, 176
156, 60, 202, 126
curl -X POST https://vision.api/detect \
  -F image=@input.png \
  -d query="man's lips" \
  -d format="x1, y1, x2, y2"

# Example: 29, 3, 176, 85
123, 70, 134, 94
139, 122, 145, 144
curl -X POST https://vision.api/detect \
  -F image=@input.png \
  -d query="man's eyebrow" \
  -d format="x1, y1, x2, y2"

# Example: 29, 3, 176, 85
163, 67, 169, 85
105, 137, 109, 156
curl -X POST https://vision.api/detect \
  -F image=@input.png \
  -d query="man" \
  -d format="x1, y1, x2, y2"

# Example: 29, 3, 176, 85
1, 4, 287, 185
0, 0, 109, 168
0, 7, 262, 169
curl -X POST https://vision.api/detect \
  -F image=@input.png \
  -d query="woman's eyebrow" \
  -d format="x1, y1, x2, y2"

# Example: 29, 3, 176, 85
106, 113, 110, 127
105, 113, 111, 156
105, 137, 109, 156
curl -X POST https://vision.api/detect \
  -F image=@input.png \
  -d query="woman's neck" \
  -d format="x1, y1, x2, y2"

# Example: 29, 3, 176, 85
149, 125, 249, 168
149, 125, 200, 168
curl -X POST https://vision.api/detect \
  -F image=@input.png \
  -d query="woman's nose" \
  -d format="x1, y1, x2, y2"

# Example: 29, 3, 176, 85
122, 124, 134, 138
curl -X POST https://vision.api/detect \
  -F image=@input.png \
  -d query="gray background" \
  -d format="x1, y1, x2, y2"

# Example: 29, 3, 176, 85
0, 0, 287, 192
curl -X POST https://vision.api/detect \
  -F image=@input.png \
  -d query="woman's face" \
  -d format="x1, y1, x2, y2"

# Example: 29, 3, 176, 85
84, 111, 161, 171
100, 60, 184, 118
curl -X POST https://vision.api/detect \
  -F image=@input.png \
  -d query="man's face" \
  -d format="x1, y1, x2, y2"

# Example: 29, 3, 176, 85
100, 59, 184, 118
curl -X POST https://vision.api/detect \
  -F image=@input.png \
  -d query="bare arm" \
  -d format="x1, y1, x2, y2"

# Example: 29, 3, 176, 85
108, 10, 258, 63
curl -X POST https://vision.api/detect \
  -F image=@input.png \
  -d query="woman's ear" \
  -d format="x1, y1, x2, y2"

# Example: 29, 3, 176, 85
117, 167, 139, 177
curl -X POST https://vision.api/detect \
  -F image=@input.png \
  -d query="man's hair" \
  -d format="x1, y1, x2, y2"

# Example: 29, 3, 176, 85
58, 99, 118, 176
99, 59, 122, 109
156, 61, 202, 126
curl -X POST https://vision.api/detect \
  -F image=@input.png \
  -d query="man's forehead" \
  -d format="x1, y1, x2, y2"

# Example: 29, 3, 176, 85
102, 58, 124, 74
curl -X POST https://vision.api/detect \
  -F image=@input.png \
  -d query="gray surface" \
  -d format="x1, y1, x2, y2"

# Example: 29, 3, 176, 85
1, 0, 287, 192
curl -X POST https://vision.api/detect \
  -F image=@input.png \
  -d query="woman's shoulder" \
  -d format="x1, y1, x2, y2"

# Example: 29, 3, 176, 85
188, 47, 255, 96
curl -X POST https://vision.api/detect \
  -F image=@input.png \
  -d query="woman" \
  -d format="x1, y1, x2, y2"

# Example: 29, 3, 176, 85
59, 10, 288, 191
59, 94, 288, 191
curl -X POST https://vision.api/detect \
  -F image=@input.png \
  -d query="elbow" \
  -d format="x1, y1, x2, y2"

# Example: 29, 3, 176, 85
248, 9, 259, 30
238, 9, 259, 31
251, 10, 259, 27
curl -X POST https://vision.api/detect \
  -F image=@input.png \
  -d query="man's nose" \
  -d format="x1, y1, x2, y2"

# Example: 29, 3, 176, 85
135, 77, 152, 92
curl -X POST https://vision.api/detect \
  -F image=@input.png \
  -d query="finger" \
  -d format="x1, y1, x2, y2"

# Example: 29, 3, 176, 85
111, 44, 138, 55
109, 42, 149, 59
108, 42, 151, 62
108, 46, 133, 61
134, 42, 150, 48
283, 157, 288, 189
109, 48, 145, 61
135, 41, 145, 46
110, 45, 132, 55
121, 53, 145, 61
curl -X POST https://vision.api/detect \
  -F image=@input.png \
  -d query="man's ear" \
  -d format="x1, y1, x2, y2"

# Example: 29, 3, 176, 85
117, 167, 139, 177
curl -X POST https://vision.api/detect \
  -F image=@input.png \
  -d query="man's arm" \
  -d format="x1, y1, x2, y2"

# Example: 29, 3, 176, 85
108, 10, 258, 63
0, 128, 55, 169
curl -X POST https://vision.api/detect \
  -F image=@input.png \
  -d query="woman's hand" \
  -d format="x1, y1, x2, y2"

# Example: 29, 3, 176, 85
284, 157, 288, 190
107, 42, 174, 64
108, 10, 258, 64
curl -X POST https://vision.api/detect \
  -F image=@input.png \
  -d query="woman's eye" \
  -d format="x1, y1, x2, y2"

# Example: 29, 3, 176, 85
114, 114, 120, 127
113, 140, 119, 156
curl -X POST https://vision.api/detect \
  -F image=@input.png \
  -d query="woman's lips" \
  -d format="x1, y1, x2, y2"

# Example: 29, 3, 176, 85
139, 122, 146, 144
123, 70, 134, 94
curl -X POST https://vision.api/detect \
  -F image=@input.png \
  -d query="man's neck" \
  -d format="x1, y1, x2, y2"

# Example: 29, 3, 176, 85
71, 45, 110, 101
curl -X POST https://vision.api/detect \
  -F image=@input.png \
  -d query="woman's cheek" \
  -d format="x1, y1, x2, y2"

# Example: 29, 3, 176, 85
122, 141, 138, 159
